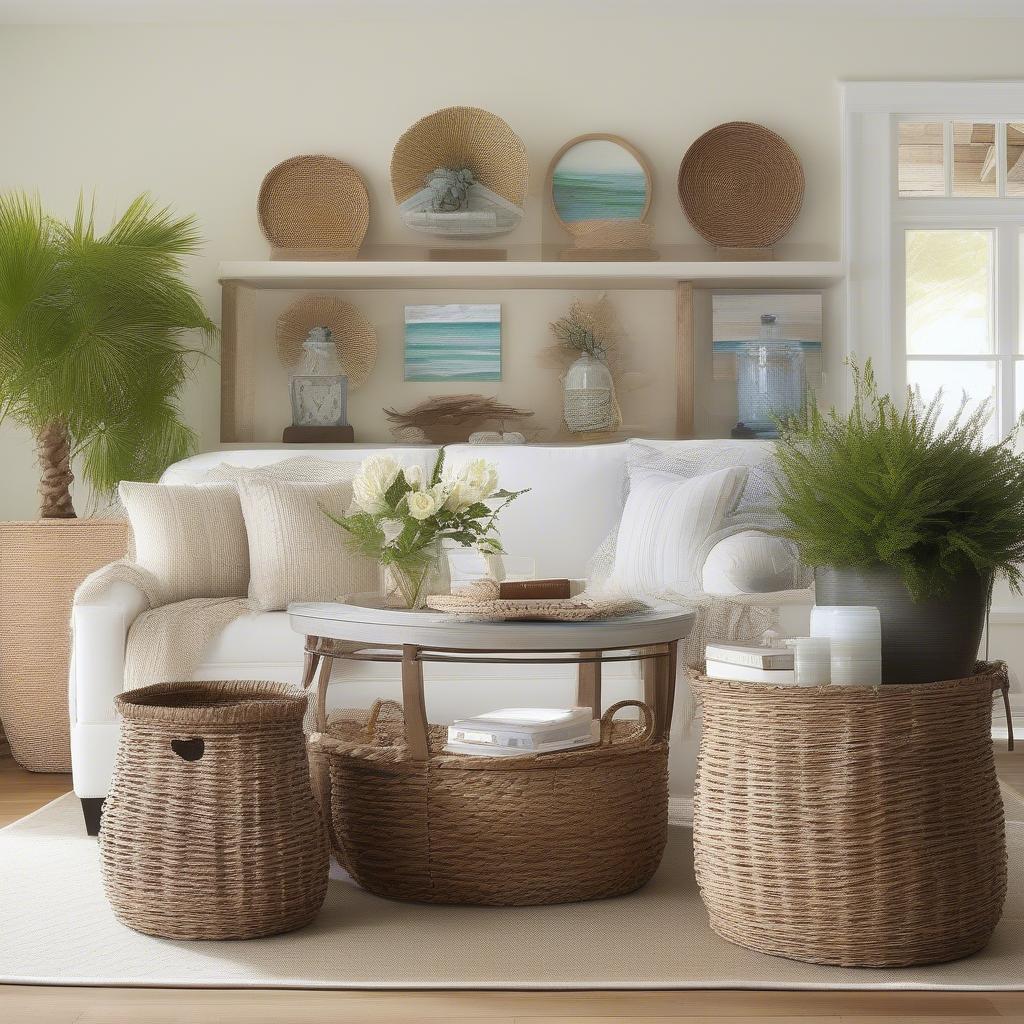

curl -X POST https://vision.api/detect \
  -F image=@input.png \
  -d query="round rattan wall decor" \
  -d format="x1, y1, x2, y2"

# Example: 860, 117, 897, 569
390, 106, 529, 238
258, 155, 370, 257
276, 294, 377, 389
677, 122, 804, 248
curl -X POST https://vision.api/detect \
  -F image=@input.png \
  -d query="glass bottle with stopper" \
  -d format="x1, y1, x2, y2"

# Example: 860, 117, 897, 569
731, 313, 806, 441
283, 326, 353, 442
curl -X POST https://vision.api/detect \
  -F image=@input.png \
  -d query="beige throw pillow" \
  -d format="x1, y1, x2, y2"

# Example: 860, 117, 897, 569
118, 482, 249, 606
237, 475, 378, 612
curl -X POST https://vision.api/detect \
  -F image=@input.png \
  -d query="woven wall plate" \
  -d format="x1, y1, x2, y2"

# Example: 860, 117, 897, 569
390, 106, 529, 208
258, 155, 370, 257
276, 294, 377, 389
677, 122, 804, 248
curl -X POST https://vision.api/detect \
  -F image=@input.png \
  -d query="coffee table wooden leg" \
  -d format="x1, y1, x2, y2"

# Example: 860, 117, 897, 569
300, 649, 320, 691
644, 644, 676, 744
402, 645, 430, 762
577, 651, 602, 719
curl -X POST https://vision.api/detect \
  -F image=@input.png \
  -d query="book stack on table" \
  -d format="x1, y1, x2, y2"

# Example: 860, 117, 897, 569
446, 707, 599, 757
705, 643, 795, 683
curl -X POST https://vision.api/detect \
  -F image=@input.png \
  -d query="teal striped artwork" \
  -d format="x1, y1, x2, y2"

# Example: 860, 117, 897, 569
552, 138, 649, 223
404, 304, 501, 382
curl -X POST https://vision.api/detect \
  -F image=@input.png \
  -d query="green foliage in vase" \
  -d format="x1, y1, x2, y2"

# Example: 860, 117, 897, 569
322, 449, 528, 607
550, 299, 608, 359
771, 359, 1024, 600
0, 192, 215, 518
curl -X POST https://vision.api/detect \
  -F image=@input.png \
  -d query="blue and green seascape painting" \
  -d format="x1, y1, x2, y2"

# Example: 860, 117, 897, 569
404, 304, 501, 382
552, 138, 648, 223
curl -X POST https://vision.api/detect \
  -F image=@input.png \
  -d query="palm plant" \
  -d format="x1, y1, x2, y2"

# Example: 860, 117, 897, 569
0, 193, 215, 518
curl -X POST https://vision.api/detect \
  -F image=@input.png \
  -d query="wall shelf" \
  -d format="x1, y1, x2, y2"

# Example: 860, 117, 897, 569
218, 245, 845, 446
219, 251, 844, 291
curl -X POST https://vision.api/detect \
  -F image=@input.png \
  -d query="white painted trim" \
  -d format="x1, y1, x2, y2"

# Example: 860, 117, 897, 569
841, 81, 1024, 115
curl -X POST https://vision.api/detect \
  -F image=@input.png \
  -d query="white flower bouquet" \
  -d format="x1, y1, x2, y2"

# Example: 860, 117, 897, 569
324, 449, 528, 608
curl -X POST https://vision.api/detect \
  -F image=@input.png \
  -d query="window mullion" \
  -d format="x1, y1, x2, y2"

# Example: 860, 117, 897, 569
996, 224, 1018, 436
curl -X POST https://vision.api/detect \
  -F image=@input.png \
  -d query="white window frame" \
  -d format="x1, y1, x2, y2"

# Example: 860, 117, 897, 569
842, 83, 1024, 425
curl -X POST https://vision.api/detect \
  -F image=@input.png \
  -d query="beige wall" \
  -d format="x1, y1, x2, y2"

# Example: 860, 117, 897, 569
2, 14, 1024, 516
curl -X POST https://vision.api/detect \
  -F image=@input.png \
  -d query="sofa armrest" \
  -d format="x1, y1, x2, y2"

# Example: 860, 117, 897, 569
70, 580, 150, 726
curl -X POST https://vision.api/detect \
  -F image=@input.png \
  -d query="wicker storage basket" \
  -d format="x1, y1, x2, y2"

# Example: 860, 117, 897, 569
100, 681, 329, 940
690, 663, 1011, 967
309, 698, 668, 906
0, 519, 129, 771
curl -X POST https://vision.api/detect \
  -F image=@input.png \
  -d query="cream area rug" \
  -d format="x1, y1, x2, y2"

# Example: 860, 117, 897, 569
1, 793, 1022, 991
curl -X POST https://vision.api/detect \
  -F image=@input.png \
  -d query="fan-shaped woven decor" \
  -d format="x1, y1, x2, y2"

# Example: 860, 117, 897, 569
677, 122, 804, 248
276, 294, 377, 389
391, 106, 528, 206
258, 155, 370, 257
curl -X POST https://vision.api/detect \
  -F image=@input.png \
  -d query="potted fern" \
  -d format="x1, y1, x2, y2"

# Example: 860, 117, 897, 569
772, 360, 1024, 683
0, 193, 214, 768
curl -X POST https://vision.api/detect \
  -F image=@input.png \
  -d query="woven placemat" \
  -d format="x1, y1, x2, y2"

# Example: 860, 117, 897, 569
276, 294, 377, 388
390, 106, 528, 207
427, 579, 645, 622
677, 122, 804, 248
258, 154, 369, 254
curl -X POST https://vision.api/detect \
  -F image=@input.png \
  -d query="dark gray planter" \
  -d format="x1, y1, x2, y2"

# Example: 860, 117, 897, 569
813, 564, 989, 684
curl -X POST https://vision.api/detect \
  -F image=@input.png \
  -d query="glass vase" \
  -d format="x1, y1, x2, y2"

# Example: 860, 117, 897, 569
379, 542, 450, 610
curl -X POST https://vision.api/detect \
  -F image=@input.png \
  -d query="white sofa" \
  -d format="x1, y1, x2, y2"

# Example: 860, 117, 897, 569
70, 440, 809, 833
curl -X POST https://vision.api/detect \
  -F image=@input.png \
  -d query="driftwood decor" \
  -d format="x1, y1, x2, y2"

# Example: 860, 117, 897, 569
385, 394, 533, 443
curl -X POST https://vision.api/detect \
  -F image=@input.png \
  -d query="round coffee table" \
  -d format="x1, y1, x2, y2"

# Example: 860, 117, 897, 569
288, 596, 695, 754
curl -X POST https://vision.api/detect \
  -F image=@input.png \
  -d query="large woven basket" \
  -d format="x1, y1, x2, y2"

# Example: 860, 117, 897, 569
0, 520, 129, 771
101, 681, 329, 940
690, 663, 1011, 967
309, 698, 668, 906
677, 122, 804, 248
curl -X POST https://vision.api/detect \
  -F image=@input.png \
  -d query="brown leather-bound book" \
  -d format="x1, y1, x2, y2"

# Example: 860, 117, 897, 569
498, 579, 571, 600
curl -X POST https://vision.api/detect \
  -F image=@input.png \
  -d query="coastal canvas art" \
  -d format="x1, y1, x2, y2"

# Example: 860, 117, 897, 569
551, 138, 649, 223
404, 304, 502, 382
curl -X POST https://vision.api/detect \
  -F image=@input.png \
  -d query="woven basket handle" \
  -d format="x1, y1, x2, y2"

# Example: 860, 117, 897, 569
363, 699, 405, 743
600, 700, 655, 746
998, 680, 1015, 752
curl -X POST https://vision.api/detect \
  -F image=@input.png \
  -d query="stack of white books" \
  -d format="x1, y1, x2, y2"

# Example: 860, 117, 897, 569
445, 707, 598, 757
705, 643, 795, 683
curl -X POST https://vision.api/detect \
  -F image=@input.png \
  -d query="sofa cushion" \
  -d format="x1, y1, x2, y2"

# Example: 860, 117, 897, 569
609, 466, 748, 597
237, 475, 378, 612
701, 529, 802, 595
118, 481, 249, 605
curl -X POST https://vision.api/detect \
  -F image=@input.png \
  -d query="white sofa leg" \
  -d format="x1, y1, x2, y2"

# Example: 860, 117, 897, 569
81, 797, 104, 836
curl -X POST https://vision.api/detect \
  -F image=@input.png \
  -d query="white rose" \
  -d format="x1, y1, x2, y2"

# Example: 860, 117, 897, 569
444, 480, 478, 512
406, 490, 438, 521
403, 465, 424, 490
461, 458, 499, 500
353, 455, 402, 513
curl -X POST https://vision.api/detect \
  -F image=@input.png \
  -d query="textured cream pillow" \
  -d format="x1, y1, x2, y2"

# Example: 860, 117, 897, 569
237, 474, 378, 612
118, 482, 249, 605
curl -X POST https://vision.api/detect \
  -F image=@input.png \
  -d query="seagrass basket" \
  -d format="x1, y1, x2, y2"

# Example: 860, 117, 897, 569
690, 662, 1012, 967
309, 698, 668, 906
100, 681, 329, 940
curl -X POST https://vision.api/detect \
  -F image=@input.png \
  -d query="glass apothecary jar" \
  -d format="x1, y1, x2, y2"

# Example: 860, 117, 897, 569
735, 314, 806, 438
289, 327, 348, 428
563, 352, 615, 433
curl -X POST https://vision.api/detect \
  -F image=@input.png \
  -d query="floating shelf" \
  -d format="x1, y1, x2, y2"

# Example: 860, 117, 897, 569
219, 245, 844, 291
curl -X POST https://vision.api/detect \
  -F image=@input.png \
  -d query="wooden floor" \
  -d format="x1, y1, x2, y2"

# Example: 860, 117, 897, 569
1, 741, 1022, 1023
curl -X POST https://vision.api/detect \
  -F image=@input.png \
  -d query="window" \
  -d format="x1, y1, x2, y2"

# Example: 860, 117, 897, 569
893, 117, 1024, 443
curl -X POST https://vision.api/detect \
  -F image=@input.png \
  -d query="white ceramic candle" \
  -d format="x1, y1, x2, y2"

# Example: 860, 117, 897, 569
792, 637, 831, 686
810, 605, 882, 685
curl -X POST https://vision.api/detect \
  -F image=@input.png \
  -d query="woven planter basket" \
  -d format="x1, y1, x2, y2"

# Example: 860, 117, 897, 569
258, 154, 369, 258
309, 698, 668, 906
690, 662, 1011, 967
100, 681, 329, 940
0, 520, 129, 772
677, 122, 804, 248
